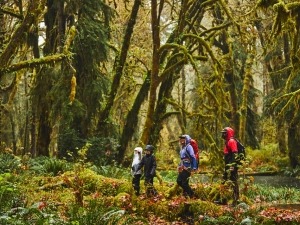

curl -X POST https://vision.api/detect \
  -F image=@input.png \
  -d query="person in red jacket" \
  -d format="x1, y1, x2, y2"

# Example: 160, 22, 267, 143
220, 127, 239, 205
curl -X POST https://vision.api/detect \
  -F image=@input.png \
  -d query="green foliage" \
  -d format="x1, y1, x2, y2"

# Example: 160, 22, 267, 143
66, 199, 147, 225
90, 164, 131, 180
58, 128, 85, 160
85, 137, 120, 166
245, 184, 300, 204
159, 170, 178, 183
0, 202, 65, 225
0, 153, 21, 173
28, 156, 71, 176
247, 144, 289, 172
1, 157, 300, 224
58, 131, 119, 167
0, 173, 21, 212
283, 165, 300, 177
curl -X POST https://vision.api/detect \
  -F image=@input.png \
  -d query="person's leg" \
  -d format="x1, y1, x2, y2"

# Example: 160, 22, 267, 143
230, 167, 239, 204
145, 176, 157, 196
215, 166, 230, 204
132, 174, 141, 195
177, 170, 193, 197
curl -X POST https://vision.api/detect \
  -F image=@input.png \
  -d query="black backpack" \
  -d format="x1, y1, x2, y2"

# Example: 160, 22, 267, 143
228, 138, 246, 165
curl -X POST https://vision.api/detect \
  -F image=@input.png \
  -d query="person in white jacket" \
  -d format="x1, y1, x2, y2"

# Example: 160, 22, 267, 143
131, 147, 143, 195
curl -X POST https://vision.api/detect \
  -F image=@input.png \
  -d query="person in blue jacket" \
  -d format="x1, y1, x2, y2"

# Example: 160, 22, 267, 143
177, 134, 197, 198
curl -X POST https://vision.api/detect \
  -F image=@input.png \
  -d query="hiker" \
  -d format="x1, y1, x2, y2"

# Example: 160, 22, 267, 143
177, 134, 197, 198
220, 127, 239, 205
131, 147, 143, 196
136, 145, 158, 197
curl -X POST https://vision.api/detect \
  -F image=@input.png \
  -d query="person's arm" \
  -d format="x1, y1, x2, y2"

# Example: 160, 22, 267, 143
150, 156, 157, 176
136, 157, 145, 171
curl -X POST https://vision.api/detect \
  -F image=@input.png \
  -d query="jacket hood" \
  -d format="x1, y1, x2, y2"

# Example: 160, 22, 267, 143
222, 127, 235, 140
134, 147, 143, 154
179, 134, 191, 144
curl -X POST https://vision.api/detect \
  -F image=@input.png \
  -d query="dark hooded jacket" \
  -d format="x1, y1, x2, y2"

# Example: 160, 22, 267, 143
223, 127, 238, 165
137, 152, 156, 178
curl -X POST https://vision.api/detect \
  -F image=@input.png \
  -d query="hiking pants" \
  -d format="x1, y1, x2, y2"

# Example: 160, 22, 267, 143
132, 174, 141, 195
223, 166, 239, 203
145, 176, 157, 196
177, 169, 194, 197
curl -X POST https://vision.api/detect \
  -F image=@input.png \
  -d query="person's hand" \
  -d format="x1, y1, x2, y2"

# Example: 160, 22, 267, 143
178, 165, 184, 173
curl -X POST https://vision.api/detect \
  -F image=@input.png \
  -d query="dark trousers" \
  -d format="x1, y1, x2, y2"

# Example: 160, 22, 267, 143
223, 166, 239, 203
145, 176, 157, 196
132, 174, 141, 195
177, 169, 194, 197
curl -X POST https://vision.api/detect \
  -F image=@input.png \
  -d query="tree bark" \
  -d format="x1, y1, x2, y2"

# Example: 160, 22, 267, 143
117, 71, 151, 163
288, 124, 300, 168
98, 0, 141, 134
140, 0, 162, 145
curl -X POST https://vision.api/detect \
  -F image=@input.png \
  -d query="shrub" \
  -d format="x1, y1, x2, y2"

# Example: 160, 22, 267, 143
0, 153, 21, 174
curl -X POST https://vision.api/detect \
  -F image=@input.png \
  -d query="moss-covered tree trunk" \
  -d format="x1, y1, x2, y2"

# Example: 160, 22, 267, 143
97, 0, 141, 135
33, 0, 64, 156
140, 0, 161, 145
288, 124, 300, 168
212, 5, 239, 133
117, 72, 151, 163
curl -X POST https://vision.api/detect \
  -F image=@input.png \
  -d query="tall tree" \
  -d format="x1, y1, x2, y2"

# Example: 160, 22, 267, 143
260, 1, 300, 167
97, 0, 141, 136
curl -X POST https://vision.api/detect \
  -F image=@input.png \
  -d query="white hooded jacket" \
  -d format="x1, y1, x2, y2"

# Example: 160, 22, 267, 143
131, 147, 143, 175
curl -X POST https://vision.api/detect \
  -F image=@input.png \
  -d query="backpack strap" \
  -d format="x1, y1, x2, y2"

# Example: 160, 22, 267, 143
184, 144, 192, 159
184, 144, 198, 169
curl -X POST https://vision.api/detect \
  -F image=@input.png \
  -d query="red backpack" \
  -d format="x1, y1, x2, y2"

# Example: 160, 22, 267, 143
189, 139, 200, 168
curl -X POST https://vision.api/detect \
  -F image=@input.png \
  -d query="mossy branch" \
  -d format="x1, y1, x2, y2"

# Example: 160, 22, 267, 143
286, 2, 300, 10
0, 53, 72, 75
0, 25, 75, 75
1, 7, 24, 19
200, 22, 232, 37
182, 34, 222, 69
0, 0, 46, 67
159, 58, 186, 82
271, 88, 300, 117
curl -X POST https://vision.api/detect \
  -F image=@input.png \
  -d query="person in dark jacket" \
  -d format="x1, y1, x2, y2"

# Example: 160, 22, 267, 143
177, 134, 197, 198
136, 145, 158, 197
220, 127, 239, 205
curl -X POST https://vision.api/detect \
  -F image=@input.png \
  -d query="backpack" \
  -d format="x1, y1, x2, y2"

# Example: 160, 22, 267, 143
229, 138, 246, 165
186, 139, 200, 169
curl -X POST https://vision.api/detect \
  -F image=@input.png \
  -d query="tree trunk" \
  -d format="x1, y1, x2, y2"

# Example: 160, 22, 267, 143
288, 124, 300, 168
140, 0, 161, 145
98, 0, 141, 134
149, 69, 181, 146
117, 72, 151, 163
34, 0, 64, 157
36, 113, 51, 157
